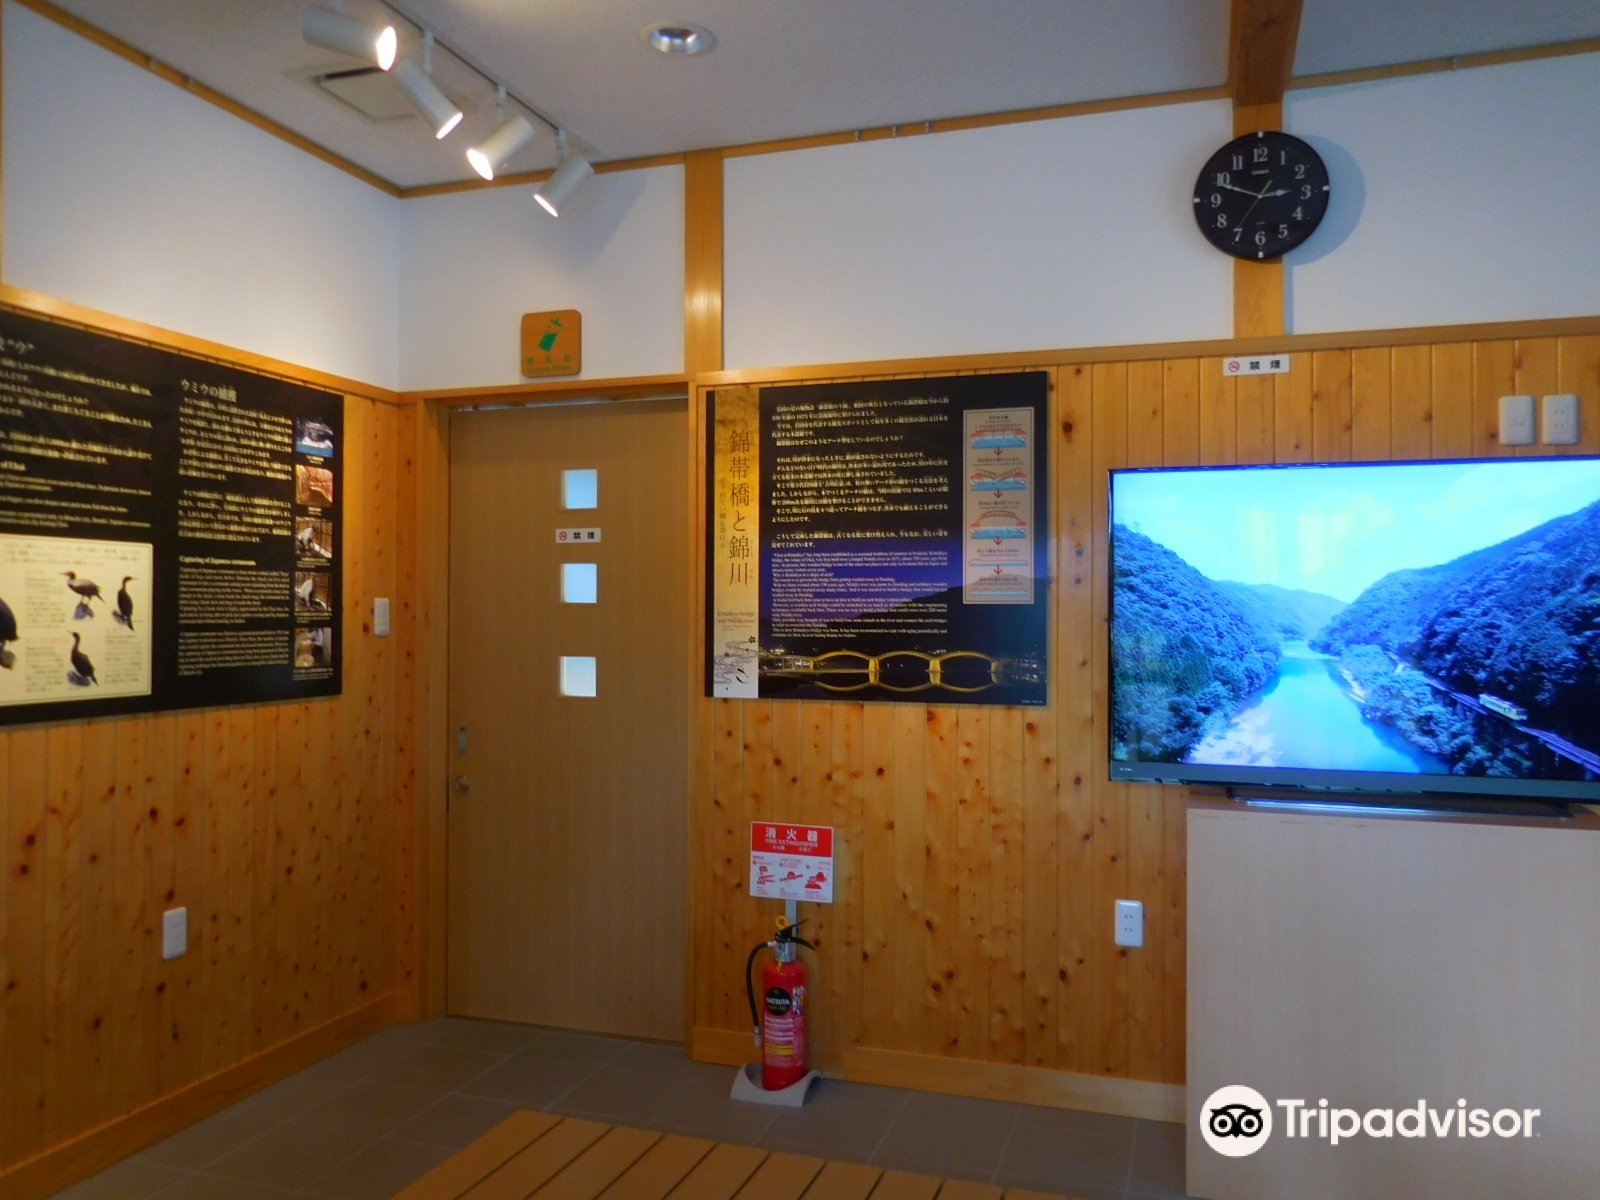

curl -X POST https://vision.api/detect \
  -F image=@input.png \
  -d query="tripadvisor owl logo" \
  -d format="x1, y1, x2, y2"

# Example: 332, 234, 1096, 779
1200, 1085, 1273, 1157
1199, 1085, 1543, 1155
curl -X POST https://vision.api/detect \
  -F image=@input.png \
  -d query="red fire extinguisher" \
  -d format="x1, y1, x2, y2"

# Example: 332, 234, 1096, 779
746, 916, 815, 1090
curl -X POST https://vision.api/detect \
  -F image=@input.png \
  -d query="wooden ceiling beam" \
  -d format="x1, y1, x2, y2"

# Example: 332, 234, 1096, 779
1230, 0, 1305, 108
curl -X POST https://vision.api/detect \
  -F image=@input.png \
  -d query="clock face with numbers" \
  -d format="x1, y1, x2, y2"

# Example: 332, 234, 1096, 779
1192, 130, 1330, 260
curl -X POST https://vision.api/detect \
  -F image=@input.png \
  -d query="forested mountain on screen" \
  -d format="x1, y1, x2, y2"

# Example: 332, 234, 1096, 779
1214, 581, 1347, 641
1317, 498, 1600, 758
1111, 526, 1281, 760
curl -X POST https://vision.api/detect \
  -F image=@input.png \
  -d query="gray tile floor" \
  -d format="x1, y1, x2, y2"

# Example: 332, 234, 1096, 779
49, 1019, 1191, 1200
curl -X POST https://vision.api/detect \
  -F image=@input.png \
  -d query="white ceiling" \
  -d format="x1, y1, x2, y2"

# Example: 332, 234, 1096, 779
39, 0, 1600, 190
1295, 0, 1600, 76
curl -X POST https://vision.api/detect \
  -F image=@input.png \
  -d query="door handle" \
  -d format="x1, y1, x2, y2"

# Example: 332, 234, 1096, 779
455, 776, 472, 793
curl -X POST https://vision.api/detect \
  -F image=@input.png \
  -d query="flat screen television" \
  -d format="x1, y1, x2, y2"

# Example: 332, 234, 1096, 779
1109, 455, 1600, 803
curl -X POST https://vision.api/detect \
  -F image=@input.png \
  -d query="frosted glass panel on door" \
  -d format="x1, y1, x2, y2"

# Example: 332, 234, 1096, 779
561, 562, 598, 604
559, 655, 597, 697
562, 468, 598, 509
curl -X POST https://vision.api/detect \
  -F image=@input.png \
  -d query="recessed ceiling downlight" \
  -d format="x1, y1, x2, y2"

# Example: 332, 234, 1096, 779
645, 21, 715, 55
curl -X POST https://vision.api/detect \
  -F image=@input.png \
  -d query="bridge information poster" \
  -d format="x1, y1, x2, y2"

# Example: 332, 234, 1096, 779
707, 372, 1048, 705
0, 306, 342, 726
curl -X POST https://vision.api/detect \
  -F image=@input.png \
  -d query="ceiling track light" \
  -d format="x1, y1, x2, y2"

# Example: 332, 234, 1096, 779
303, 6, 397, 70
392, 34, 463, 139
535, 139, 594, 218
468, 107, 537, 181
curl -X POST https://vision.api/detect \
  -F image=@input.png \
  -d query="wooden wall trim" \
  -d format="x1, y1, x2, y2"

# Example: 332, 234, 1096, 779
10, 0, 400, 197
0, 284, 403, 404
402, 374, 689, 405
0, 992, 402, 1200
693, 315, 1600, 388
689, 1026, 1186, 1123
397, 153, 688, 200
1289, 33, 1600, 92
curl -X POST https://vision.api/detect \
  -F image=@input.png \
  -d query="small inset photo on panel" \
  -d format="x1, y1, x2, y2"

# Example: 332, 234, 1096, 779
294, 571, 332, 612
295, 516, 334, 560
295, 417, 335, 458
295, 463, 335, 507
293, 626, 333, 668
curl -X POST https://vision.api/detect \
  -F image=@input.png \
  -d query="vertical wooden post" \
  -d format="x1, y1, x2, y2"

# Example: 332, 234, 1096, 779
1228, 0, 1303, 337
684, 150, 726, 376
682, 148, 725, 1042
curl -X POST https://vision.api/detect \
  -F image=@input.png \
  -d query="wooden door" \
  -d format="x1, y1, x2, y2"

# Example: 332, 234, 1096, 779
447, 398, 688, 1039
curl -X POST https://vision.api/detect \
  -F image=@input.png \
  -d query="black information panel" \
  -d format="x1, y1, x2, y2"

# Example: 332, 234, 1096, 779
707, 372, 1049, 705
0, 307, 341, 726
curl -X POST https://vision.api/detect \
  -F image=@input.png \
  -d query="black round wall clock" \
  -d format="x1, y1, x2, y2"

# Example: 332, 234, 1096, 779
1192, 130, 1330, 260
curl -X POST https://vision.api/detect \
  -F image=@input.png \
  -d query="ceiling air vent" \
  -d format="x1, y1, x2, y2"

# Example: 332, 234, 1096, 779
313, 66, 416, 122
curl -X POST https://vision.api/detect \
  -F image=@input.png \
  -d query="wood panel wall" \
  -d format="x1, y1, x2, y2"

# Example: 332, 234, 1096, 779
687, 332, 1600, 1109
0, 390, 412, 1186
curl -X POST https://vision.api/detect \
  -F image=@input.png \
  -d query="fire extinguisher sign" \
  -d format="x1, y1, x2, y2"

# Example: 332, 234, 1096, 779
750, 822, 835, 904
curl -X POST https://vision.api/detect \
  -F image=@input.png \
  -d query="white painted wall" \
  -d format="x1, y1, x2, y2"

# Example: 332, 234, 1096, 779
1, 0, 400, 389
6, 0, 1597, 393
1287, 53, 1600, 333
723, 100, 1235, 370
396, 167, 685, 390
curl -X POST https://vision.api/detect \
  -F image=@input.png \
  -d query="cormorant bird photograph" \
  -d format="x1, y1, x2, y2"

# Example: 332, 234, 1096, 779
0, 594, 16, 669
68, 632, 97, 686
63, 570, 104, 619
115, 576, 136, 630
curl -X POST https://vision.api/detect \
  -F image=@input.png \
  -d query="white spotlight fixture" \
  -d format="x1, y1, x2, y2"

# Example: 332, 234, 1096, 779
534, 145, 594, 218
304, 6, 398, 70
467, 114, 537, 181
392, 56, 463, 139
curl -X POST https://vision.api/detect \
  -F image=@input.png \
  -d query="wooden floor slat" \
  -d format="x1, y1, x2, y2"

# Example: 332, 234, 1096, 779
662, 1141, 770, 1199
595, 1134, 718, 1200
394, 1115, 1072, 1200
932, 1182, 1003, 1200
864, 1172, 941, 1200
464, 1118, 612, 1200
798, 1159, 882, 1199
733, 1151, 828, 1200
394, 1111, 561, 1200
534, 1126, 665, 1199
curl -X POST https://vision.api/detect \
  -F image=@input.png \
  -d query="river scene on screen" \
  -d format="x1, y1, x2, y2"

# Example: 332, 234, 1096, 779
1110, 458, 1600, 783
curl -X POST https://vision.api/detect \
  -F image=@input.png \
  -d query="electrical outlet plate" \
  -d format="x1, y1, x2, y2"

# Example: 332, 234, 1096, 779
1114, 899, 1144, 948
373, 596, 391, 637
1542, 393, 1580, 445
1498, 395, 1535, 446
162, 907, 187, 960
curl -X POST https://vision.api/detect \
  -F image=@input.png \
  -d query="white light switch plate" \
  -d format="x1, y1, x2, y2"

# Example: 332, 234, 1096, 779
1498, 395, 1535, 446
373, 597, 391, 637
1542, 394, 1580, 445
162, 907, 187, 960
1115, 899, 1144, 948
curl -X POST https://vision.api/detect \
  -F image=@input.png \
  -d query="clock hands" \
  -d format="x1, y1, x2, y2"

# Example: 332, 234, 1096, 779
1231, 177, 1275, 238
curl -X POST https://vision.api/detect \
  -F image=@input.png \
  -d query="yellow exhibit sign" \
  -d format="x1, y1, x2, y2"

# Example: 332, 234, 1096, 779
520, 310, 582, 378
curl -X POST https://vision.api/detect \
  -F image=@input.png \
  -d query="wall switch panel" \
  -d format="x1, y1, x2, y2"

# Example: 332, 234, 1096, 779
373, 596, 391, 637
1498, 394, 1535, 446
162, 907, 187, 960
1114, 899, 1144, 948
1542, 393, 1580, 445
